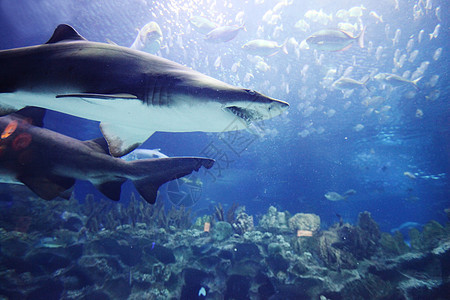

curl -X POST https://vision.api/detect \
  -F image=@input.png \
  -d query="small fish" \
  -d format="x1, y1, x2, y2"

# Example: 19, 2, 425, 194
429, 24, 440, 40
325, 190, 355, 201
294, 19, 310, 32
375, 46, 383, 61
325, 192, 347, 201
374, 73, 422, 89
338, 22, 358, 34
130, 22, 163, 54
348, 5, 366, 18
404, 171, 416, 179
205, 24, 246, 43
306, 27, 366, 51
406, 38, 414, 53
189, 16, 218, 35
428, 74, 439, 87
198, 287, 207, 297
332, 77, 369, 90
435, 6, 441, 21
335, 9, 350, 21
35, 237, 66, 248
242, 39, 287, 56
433, 47, 442, 61
408, 50, 419, 63
418, 29, 425, 43
369, 11, 383, 23
392, 28, 401, 46
415, 109, 424, 118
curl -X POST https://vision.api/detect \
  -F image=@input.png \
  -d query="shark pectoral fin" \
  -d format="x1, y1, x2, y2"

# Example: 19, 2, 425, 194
56, 93, 138, 100
94, 180, 126, 201
131, 157, 215, 204
18, 175, 75, 200
100, 122, 153, 157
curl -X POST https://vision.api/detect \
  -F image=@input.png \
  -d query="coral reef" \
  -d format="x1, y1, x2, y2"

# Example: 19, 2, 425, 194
232, 211, 254, 235
258, 206, 291, 233
288, 213, 320, 233
0, 197, 449, 299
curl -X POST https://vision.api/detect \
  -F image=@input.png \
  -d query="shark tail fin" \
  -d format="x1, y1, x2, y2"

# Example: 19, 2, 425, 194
129, 157, 214, 204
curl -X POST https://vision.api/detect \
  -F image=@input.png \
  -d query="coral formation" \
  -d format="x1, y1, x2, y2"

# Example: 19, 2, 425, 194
258, 206, 290, 233
0, 197, 448, 299
288, 213, 320, 232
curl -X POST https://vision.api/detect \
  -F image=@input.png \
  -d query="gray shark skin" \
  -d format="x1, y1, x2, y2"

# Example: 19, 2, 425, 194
0, 107, 214, 204
0, 24, 289, 157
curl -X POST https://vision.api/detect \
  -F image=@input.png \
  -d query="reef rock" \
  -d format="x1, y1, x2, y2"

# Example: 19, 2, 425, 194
288, 213, 320, 233
232, 212, 254, 235
259, 206, 290, 233
211, 221, 233, 242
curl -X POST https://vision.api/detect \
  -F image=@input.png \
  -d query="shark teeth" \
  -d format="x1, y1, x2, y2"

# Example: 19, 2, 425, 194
225, 106, 254, 124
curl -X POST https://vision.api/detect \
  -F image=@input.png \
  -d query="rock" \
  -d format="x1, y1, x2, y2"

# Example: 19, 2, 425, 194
25, 251, 71, 273
233, 243, 262, 262
380, 232, 410, 256
144, 244, 176, 264
288, 213, 320, 233
26, 279, 64, 300
266, 253, 289, 272
211, 221, 233, 242
268, 242, 283, 256
357, 211, 381, 241
259, 206, 290, 233
232, 212, 254, 235
225, 275, 250, 300
0, 237, 29, 257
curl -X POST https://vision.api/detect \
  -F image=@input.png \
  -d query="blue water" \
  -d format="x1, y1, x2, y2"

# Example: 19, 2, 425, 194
0, 0, 448, 234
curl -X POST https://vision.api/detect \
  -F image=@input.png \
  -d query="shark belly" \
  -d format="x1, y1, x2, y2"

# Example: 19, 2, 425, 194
0, 91, 238, 132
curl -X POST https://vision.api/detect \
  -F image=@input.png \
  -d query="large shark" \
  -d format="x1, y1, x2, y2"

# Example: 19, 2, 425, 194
0, 107, 214, 204
0, 24, 289, 157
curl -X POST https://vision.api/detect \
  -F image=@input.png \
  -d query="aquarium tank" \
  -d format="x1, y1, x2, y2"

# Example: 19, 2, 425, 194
0, 0, 448, 299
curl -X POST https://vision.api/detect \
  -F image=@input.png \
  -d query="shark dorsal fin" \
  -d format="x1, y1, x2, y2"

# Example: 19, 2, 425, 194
46, 24, 87, 44
14, 107, 46, 127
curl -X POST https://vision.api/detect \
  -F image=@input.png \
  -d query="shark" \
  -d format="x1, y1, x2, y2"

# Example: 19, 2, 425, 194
0, 24, 289, 157
0, 107, 214, 204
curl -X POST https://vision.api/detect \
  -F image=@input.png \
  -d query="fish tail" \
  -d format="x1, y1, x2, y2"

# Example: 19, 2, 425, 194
356, 26, 366, 48
281, 38, 289, 55
128, 157, 214, 204
412, 76, 423, 90
361, 76, 370, 91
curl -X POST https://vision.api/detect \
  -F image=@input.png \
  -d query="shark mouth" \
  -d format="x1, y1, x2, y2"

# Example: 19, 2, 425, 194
225, 106, 262, 124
